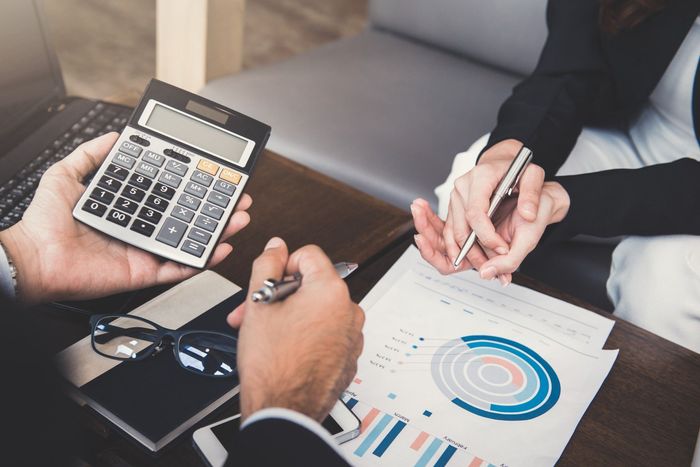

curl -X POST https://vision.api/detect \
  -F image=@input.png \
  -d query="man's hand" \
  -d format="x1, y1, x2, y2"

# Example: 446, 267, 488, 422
0, 132, 252, 304
229, 238, 364, 423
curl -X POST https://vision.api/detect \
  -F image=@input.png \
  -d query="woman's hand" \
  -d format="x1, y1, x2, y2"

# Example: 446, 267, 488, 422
0, 133, 252, 305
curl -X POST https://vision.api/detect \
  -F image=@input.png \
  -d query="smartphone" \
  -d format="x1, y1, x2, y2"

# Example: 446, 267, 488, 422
192, 400, 360, 467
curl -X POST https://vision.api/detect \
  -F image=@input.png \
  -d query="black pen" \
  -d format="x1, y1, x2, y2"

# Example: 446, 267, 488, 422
251, 262, 358, 304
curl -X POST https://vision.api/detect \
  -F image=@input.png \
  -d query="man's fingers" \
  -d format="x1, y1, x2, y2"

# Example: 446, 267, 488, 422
249, 237, 289, 291
227, 303, 246, 329
286, 244, 336, 280
235, 194, 253, 212
220, 210, 250, 241
516, 164, 545, 222
59, 132, 119, 181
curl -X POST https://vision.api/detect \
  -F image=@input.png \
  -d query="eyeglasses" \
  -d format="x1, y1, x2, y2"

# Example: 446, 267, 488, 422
89, 314, 237, 378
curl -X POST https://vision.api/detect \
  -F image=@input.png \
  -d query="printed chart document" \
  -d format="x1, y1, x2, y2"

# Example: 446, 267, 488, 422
341, 246, 617, 467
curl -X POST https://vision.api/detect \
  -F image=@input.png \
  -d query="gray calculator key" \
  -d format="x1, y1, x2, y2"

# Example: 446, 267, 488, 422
165, 159, 188, 176
156, 217, 188, 247
172, 205, 195, 223
188, 227, 212, 245
181, 239, 205, 257
213, 179, 236, 196
191, 170, 214, 187
178, 193, 201, 210
159, 171, 182, 188
142, 151, 165, 167
113, 152, 136, 169
207, 191, 230, 208
184, 181, 207, 199
120, 141, 142, 157
201, 202, 224, 220
195, 214, 218, 232
136, 161, 159, 179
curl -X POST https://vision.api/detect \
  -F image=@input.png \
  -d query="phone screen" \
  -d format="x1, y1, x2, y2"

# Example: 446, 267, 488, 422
211, 413, 344, 446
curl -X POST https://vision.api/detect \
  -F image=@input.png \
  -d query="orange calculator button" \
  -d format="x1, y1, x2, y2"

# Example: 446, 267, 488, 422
220, 168, 242, 185
197, 159, 220, 176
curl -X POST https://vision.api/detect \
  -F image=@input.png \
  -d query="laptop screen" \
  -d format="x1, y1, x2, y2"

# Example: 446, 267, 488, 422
0, 0, 63, 140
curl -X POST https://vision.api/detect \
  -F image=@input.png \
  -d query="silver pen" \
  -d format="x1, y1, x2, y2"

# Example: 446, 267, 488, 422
251, 262, 359, 304
453, 146, 534, 268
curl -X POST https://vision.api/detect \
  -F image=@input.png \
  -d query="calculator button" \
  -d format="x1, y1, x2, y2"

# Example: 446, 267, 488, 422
188, 227, 212, 245
194, 215, 218, 232
159, 171, 182, 188
181, 240, 205, 258
197, 160, 219, 176
172, 206, 195, 223
138, 207, 163, 224
129, 134, 150, 147
113, 153, 136, 169
207, 191, 230, 208
89, 188, 115, 205
145, 194, 169, 212
142, 151, 165, 167
184, 181, 207, 199
191, 170, 214, 187
220, 169, 242, 185
165, 159, 188, 177
105, 163, 128, 181
115, 197, 138, 214
135, 161, 159, 179
121, 185, 146, 202
177, 193, 201, 210
130, 219, 156, 237
213, 180, 236, 196
82, 199, 107, 217
201, 203, 224, 220
153, 183, 176, 200
120, 141, 143, 157
106, 209, 131, 227
129, 173, 153, 190
156, 217, 187, 247
98, 175, 122, 193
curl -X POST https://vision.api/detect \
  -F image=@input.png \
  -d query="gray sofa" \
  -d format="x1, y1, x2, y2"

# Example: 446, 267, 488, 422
201, 0, 616, 311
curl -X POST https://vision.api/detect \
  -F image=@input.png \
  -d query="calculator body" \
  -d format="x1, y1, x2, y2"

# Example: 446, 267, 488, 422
73, 79, 270, 268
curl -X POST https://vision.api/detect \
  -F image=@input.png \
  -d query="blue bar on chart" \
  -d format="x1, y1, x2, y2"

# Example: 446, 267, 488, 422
354, 413, 393, 457
415, 437, 443, 467
434, 444, 457, 467
372, 420, 407, 457
346, 397, 359, 409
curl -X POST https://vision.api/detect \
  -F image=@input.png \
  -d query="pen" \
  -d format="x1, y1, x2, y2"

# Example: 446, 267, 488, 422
453, 146, 534, 268
251, 262, 359, 304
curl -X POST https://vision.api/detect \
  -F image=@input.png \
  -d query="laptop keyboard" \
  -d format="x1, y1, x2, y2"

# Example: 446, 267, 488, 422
0, 102, 131, 229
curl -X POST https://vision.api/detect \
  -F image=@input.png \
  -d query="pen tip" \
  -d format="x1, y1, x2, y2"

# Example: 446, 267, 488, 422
347, 263, 359, 274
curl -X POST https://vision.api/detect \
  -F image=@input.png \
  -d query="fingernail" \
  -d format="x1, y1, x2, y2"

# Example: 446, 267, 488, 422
414, 234, 420, 246
495, 246, 509, 255
498, 275, 510, 287
480, 266, 497, 280
410, 204, 418, 215
265, 237, 284, 250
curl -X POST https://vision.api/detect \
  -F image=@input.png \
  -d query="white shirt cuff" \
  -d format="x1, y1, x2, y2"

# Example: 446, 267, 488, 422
0, 243, 15, 300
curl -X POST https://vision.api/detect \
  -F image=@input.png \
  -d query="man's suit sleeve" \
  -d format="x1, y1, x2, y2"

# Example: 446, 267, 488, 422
483, 0, 614, 176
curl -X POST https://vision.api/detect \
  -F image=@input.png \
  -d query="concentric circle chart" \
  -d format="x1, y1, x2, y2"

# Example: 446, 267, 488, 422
430, 335, 560, 421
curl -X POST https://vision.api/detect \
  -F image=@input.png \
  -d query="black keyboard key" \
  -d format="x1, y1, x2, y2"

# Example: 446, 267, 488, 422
82, 199, 107, 217
89, 187, 115, 205
131, 219, 156, 237
121, 185, 146, 203
97, 175, 122, 193
138, 207, 163, 224
153, 183, 176, 200
129, 173, 153, 190
105, 163, 129, 181
145, 194, 169, 212
114, 197, 138, 214
106, 209, 131, 227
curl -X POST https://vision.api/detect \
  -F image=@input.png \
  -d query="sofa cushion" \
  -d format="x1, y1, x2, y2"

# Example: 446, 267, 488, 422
370, 0, 548, 76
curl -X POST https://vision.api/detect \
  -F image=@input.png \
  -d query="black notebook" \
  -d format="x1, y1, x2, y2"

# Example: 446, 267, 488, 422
56, 271, 243, 452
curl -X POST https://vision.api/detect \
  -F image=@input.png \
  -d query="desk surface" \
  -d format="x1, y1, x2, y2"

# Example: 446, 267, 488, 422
38, 151, 699, 467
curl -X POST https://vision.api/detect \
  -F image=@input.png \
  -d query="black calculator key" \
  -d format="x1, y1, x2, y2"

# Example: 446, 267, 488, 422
122, 185, 146, 202
131, 219, 156, 237
97, 175, 122, 193
89, 187, 115, 205
106, 209, 131, 227
188, 227, 212, 245
82, 199, 107, 217
156, 217, 187, 247
138, 207, 163, 224
129, 173, 153, 190
181, 239, 205, 257
153, 182, 176, 200
105, 163, 128, 181
145, 194, 169, 212
115, 197, 138, 214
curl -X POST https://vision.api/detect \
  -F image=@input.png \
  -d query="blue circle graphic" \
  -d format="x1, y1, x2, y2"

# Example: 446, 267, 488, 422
430, 335, 560, 421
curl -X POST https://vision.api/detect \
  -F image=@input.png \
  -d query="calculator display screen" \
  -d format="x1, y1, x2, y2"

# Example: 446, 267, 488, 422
144, 103, 249, 165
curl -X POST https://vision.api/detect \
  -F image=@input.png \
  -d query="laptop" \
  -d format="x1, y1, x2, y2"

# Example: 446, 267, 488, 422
0, 0, 140, 313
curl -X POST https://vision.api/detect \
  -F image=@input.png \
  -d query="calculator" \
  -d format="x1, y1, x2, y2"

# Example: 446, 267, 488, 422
73, 79, 271, 268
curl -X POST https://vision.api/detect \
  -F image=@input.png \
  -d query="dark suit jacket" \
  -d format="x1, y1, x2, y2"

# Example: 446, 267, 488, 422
483, 0, 700, 239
